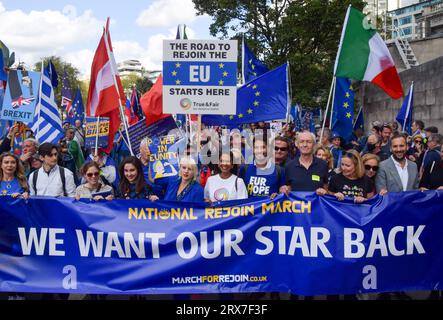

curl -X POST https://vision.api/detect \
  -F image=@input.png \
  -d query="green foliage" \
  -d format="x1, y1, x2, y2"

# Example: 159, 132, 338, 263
193, 0, 366, 110
34, 56, 83, 107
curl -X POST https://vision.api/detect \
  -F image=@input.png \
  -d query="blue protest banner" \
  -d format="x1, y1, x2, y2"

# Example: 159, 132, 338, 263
1, 70, 41, 123
127, 115, 183, 157
0, 191, 442, 295
84, 116, 109, 149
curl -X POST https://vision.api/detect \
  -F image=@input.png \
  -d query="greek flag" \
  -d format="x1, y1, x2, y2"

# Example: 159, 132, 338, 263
30, 63, 64, 144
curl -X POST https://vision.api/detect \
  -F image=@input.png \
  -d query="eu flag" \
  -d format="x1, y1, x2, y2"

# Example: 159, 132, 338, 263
396, 82, 414, 135
331, 77, 354, 143
242, 38, 269, 83
202, 63, 289, 126
67, 87, 84, 125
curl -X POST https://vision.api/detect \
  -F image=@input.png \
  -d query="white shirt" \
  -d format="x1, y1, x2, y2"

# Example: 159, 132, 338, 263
391, 156, 409, 191
204, 174, 248, 202
28, 165, 76, 197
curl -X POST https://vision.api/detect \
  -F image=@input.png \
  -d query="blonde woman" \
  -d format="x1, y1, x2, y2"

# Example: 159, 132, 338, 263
162, 157, 204, 202
328, 149, 374, 203
361, 153, 380, 194
0, 153, 29, 199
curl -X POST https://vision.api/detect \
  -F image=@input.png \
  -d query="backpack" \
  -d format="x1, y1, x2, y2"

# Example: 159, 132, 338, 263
33, 167, 67, 197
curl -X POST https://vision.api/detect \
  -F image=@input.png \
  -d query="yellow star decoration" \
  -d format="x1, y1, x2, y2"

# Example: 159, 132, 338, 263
175, 62, 181, 68
252, 85, 257, 89
175, 79, 181, 85
247, 109, 253, 114
246, 84, 251, 87
218, 80, 224, 86
251, 64, 255, 70
255, 91, 261, 97
349, 85, 353, 90
346, 112, 352, 118
253, 72, 257, 76
248, 59, 253, 64
253, 100, 259, 106
219, 63, 224, 69
171, 70, 177, 76
343, 102, 349, 108
345, 92, 350, 98
238, 113, 244, 118
229, 115, 234, 120
223, 71, 228, 77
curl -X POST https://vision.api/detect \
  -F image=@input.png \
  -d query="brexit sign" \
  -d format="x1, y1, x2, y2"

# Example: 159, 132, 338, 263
162, 40, 237, 115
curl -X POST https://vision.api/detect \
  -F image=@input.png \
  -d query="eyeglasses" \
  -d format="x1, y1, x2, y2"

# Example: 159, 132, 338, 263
414, 140, 422, 144
86, 172, 99, 177
275, 147, 288, 152
364, 165, 379, 172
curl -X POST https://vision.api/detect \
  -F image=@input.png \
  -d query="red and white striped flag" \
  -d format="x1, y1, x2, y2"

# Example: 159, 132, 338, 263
86, 17, 125, 153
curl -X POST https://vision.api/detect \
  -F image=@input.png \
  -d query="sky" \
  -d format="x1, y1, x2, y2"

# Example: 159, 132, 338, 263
0, 0, 213, 79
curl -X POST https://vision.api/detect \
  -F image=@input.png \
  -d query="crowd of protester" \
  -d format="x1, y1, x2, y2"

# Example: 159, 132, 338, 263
1, 118, 442, 300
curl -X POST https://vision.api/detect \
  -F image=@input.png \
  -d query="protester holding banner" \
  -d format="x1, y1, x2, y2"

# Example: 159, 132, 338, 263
239, 136, 285, 198
376, 133, 419, 195
282, 131, 328, 196
361, 153, 380, 195
204, 151, 248, 202
75, 162, 114, 200
0, 152, 29, 198
117, 156, 158, 200
28, 143, 76, 197
328, 149, 373, 203
161, 157, 204, 202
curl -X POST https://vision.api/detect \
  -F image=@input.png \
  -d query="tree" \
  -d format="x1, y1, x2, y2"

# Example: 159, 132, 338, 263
193, 0, 366, 109
34, 56, 82, 107
135, 76, 153, 95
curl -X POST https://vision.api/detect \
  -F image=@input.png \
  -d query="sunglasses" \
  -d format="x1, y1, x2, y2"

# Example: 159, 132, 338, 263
86, 172, 99, 177
364, 165, 379, 172
275, 147, 288, 152
414, 140, 422, 144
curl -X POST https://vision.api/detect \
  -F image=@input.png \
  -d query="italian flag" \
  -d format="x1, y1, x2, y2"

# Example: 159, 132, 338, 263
334, 6, 404, 99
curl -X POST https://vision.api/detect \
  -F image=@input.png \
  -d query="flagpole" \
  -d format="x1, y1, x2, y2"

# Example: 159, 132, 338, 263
403, 81, 414, 132
94, 116, 100, 156
320, 76, 336, 143
353, 105, 363, 128
241, 35, 246, 85
285, 62, 292, 123
329, 77, 337, 130
102, 19, 134, 156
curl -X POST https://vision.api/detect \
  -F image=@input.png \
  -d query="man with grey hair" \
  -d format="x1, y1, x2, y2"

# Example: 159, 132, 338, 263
282, 131, 328, 195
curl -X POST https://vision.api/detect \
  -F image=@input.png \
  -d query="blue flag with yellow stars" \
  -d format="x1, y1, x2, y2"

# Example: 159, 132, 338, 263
242, 38, 269, 83
67, 87, 84, 125
331, 77, 354, 143
202, 63, 289, 126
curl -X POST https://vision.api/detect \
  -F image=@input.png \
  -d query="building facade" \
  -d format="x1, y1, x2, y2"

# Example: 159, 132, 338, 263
389, 0, 443, 40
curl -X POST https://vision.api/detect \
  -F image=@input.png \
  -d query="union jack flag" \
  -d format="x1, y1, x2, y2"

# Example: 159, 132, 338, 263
61, 69, 73, 116
62, 96, 73, 115
11, 96, 35, 108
